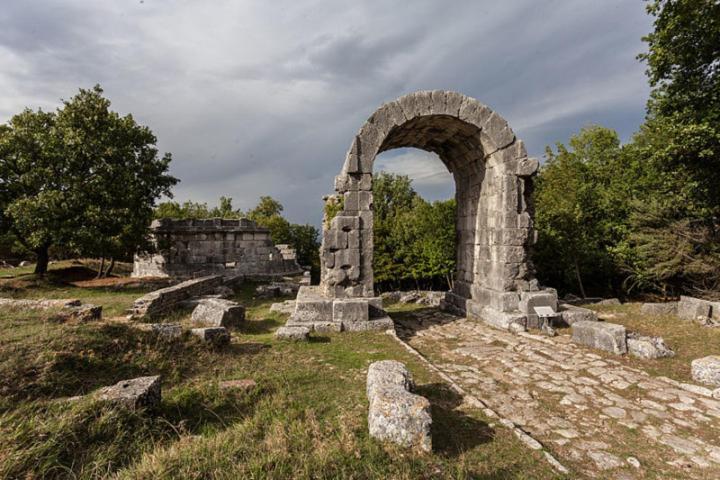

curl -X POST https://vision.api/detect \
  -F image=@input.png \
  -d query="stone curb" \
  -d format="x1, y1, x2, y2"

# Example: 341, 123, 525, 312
386, 329, 569, 475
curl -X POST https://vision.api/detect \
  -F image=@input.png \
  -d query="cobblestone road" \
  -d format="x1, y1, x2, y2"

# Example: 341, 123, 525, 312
394, 308, 720, 479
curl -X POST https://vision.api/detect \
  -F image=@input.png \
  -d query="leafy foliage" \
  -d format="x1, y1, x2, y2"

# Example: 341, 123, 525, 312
372, 172, 455, 290
0, 86, 177, 274
639, 0, 720, 122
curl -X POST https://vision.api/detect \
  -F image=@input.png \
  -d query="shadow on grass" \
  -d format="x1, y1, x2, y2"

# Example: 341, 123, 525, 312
415, 382, 495, 457
241, 316, 285, 334
1, 381, 263, 480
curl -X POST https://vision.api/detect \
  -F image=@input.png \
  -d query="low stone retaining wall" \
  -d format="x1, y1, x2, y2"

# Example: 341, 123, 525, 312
131, 275, 224, 318
0, 298, 80, 309
366, 360, 431, 452
640, 302, 678, 316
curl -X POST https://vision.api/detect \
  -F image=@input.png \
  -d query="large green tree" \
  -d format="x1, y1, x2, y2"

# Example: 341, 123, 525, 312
533, 126, 630, 297
0, 86, 177, 274
639, 0, 720, 122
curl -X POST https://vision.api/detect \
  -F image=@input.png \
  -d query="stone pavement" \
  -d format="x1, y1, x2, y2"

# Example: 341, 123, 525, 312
393, 308, 720, 479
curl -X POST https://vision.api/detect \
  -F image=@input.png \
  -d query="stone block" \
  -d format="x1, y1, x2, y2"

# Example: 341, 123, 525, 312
191, 298, 245, 328
54, 304, 102, 322
470, 304, 526, 331
692, 356, 720, 386
96, 376, 161, 410
276, 325, 311, 341
367, 360, 414, 398
678, 296, 712, 320
333, 298, 369, 323
558, 303, 597, 326
191, 327, 230, 346
334, 248, 360, 268
312, 322, 343, 333
640, 302, 678, 316
150, 323, 183, 340
571, 321, 627, 355
366, 360, 431, 453
323, 230, 347, 250
519, 290, 558, 328
516, 157, 539, 176
342, 316, 394, 332
332, 215, 360, 232
627, 333, 675, 359
292, 287, 333, 323
597, 298, 621, 306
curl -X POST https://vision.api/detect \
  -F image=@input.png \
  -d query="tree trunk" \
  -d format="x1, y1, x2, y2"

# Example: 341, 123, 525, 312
96, 257, 105, 279
34, 246, 50, 276
573, 257, 587, 299
103, 258, 115, 278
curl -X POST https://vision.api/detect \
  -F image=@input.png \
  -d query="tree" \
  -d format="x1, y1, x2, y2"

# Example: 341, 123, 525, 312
619, 0, 720, 296
372, 171, 456, 290
639, 0, 720, 122
533, 126, 627, 297
0, 86, 177, 274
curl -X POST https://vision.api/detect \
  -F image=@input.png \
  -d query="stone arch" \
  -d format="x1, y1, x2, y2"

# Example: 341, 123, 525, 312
318, 90, 556, 329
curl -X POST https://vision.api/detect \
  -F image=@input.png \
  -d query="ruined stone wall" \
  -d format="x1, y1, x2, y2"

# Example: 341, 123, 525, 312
133, 218, 303, 279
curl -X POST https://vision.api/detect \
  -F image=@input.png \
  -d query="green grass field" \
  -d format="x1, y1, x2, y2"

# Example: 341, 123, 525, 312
0, 266, 562, 479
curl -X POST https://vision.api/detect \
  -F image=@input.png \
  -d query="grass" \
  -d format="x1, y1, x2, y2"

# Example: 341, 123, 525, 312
579, 302, 720, 384
0, 269, 563, 479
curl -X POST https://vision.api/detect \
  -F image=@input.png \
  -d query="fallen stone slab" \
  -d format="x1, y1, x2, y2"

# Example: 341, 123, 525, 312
366, 360, 431, 453
596, 298, 621, 306
0, 297, 81, 309
342, 316, 395, 332
52, 304, 102, 322
627, 333, 675, 359
558, 303, 597, 326
96, 375, 161, 410
131, 275, 224, 319
191, 298, 245, 328
692, 356, 720, 386
191, 327, 230, 346
678, 296, 712, 321
151, 323, 183, 340
640, 302, 678, 316
275, 325, 311, 341
571, 321, 627, 355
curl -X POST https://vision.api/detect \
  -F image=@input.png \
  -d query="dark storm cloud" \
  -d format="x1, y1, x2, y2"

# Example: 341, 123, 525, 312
0, 0, 653, 226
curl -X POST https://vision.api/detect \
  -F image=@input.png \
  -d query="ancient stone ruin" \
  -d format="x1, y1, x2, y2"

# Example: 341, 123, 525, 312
133, 218, 303, 279
290, 90, 557, 331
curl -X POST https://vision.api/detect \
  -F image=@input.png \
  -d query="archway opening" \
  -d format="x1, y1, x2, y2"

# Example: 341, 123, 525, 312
373, 147, 456, 292
317, 91, 549, 331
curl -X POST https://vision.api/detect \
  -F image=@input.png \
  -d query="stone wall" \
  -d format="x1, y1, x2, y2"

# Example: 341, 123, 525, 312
133, 218, 303, 279
131, 275, 224, 318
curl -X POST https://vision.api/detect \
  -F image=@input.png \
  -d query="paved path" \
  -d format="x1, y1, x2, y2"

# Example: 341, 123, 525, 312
393, 308, 720, 479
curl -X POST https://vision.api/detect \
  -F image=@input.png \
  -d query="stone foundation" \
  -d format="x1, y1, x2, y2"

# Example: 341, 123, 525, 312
133, 218, 303, 279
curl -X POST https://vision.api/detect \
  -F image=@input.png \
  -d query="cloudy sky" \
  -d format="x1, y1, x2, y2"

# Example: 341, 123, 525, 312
0, 0, 653, 226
